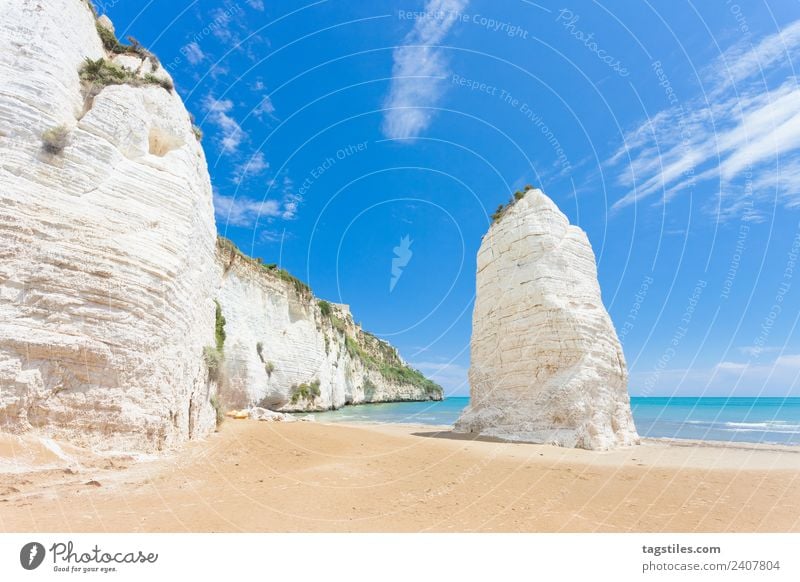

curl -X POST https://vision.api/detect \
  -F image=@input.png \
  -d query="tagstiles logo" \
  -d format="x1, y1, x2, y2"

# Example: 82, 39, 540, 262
20, 542, 46, 570
390, 235, 413, 292
18, 541, 158, 574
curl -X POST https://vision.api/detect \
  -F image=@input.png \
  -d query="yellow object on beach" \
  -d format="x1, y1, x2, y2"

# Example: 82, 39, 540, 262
225, 409, 249, 419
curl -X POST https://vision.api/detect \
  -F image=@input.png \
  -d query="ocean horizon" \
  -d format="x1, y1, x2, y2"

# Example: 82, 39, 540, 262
302, 396, 800, 446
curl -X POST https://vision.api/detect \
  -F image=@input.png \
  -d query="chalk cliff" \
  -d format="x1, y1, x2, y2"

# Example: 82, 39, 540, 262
454, 189, 639, 450
0, 0, 440, 451
215, 238, 442, 413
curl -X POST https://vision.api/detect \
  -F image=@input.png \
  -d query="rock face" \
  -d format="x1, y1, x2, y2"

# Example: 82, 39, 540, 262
454, 189, 639, 450
0, 0, 218, 451
215, 239, 442, 413
0, 0, 440, 451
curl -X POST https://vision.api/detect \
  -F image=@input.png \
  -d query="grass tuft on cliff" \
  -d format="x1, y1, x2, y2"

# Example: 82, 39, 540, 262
79, 58, 172, 92
214, 299, 226, 352
491, 184, 536, 223
290, 380, 321, 404
95, 20, 158, 63
203, 300, 226, 383
42, 125, 69, 154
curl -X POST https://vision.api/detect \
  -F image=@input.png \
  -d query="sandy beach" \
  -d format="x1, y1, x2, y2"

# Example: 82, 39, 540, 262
1, 420, 799, 533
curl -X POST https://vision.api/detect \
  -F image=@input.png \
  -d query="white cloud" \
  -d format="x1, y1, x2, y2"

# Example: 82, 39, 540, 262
259, 229, 285, 243
281, 200, 298, 220
711, 20, 800, 94
279, 175, 301, 220
608, 19, 800, 218
738, 345, 782, 357
210, 8, 237, 44
750, 157, 800, 208
254, 95, 276, 119
233, 151, 269, 183
246, 0, 265, 10
213, 191, 281, 227
183, 42, 205, 65
203, 95, 246, 154
715, 361, 749, 373
775, 353, 800, 367
381, 0, 468, 140
631, 352, 800, 396
713, 353, 800, 384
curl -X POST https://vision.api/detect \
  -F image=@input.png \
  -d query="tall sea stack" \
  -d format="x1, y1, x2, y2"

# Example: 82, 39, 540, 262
455, 189, 639, 450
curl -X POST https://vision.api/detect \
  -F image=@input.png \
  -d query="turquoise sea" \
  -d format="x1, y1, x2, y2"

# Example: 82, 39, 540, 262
304, 396, 800, 446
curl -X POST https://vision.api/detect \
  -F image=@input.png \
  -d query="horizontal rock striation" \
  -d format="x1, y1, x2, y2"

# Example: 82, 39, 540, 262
0, 0, 218, 450
214, 238, 442, 412
454, 189, 639, 450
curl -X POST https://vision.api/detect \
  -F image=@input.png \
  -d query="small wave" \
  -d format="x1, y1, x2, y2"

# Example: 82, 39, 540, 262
721, 428, 800, 435
723, 421, 800, 430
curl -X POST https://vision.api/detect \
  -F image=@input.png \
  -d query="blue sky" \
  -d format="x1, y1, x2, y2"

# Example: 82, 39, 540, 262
99, 0, 800, 397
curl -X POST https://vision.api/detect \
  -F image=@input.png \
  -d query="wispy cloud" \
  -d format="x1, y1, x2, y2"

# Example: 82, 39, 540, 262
278, 175, 300, 219
738, 345, 783, 357
607, 19, 800, 218
254, 95, 276, 119
381, 0, 468, 140
206, 4, 266, 59
233, 151, 269, 183
213, 191, 281, 227
715, 352, 800, 378
711, 20, 800, 94
259, 228, 285, 243
203, 95, 246, 154
210, 7, 238, 44
183, 42, 205, 65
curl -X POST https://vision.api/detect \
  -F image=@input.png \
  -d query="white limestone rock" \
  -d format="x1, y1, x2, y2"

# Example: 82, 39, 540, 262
214, 241, 443, 413
96, 15, 115, 34
0, 0, 218, 451
247, 407, 299, 422
454, 189, 639, 450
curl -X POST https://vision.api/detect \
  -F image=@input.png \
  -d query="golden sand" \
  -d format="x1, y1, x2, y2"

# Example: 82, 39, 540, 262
1, 420, 799, 532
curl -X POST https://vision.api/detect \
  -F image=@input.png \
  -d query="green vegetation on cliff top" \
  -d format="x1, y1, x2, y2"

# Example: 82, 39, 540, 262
491, 184, 536, 224
218, 236, 310, 296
